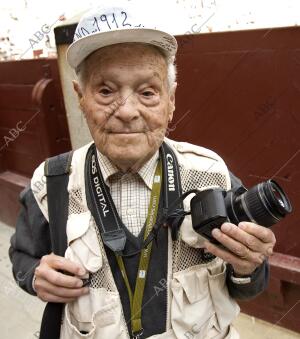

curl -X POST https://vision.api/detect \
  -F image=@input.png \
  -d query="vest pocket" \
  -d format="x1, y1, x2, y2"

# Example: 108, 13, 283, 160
62, 303, 96, 338
63, 210, 128, 339
61, 289, 128, 339
170, 264, 216, 338
170, 259, 240, 339
207, 260, 240, 333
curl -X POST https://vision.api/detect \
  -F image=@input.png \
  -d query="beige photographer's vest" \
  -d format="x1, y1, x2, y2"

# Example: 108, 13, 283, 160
32, 138, 240, 339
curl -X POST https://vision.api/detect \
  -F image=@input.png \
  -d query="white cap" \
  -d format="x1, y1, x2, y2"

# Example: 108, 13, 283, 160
67, 1, 180, 69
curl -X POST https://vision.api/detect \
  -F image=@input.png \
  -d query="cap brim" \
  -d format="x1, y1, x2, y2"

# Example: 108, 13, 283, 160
67, 28, 177, 69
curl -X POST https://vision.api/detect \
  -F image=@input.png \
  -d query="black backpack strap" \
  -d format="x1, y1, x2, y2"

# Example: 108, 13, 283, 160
39, 150, 73, 339
44, 151, 73, 255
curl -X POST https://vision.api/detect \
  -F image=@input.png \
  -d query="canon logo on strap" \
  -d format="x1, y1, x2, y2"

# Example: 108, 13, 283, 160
166, 153, 175, 191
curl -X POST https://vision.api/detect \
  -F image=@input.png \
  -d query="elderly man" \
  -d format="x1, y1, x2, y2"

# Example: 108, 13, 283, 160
9, 3, 276, 339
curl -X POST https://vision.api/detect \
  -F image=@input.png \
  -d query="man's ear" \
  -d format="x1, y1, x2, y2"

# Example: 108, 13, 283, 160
168, 82, 177, 122
72, 80, 84, 109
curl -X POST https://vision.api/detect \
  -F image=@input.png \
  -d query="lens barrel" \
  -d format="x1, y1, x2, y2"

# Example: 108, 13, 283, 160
231, 180, 292, 227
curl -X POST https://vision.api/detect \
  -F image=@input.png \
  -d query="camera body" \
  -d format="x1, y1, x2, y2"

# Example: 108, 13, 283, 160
190, 180, 292, 243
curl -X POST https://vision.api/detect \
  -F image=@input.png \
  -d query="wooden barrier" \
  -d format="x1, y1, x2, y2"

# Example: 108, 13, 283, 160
171, 27, 300, 333
0, 58, 71, 226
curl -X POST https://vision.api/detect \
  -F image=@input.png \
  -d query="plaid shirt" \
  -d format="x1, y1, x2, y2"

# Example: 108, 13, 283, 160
96, 149, 159, 236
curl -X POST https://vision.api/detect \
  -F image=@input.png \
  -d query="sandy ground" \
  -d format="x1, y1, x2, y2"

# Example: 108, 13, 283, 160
1, 221, 299, 339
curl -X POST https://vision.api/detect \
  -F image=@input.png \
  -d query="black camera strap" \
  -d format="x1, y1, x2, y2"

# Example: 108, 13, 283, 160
87, 144, 126, 253
86, 141, 184, 257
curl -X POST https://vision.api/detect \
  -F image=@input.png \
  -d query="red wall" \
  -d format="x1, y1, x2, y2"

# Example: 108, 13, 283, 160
0, 58, 71, 225
172, 27, 300, 332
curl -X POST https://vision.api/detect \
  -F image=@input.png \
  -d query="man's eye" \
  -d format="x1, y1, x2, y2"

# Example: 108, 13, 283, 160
99, 88, 112, 96
142, 91, 155, 97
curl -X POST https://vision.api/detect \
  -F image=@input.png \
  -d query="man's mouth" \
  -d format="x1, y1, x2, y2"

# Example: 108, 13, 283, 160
108, 130, 144, 134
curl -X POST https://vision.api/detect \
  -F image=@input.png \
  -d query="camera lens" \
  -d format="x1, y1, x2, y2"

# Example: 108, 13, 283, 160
232, 180, 292, 227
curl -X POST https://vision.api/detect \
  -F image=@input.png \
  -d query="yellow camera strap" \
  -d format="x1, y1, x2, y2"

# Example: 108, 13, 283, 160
115, 159, 163, 337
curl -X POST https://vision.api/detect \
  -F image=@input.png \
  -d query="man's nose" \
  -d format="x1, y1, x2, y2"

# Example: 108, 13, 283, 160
113, 92, 139, 122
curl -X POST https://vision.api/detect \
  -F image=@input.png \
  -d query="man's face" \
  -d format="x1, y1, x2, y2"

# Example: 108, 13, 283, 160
73, 43, 176, 172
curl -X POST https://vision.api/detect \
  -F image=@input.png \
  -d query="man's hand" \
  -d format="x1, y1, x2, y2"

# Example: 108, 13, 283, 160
204, 222, 276, 276
34, 253, 89, 303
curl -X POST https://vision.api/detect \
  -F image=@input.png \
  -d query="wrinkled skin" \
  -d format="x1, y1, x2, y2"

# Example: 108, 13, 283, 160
73, 43, 176, 172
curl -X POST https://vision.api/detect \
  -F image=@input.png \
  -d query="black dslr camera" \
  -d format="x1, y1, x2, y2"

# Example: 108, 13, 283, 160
190, 180, 292, 243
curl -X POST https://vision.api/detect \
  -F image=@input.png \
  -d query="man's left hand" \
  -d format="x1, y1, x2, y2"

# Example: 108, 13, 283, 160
204, 222, 276, 276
